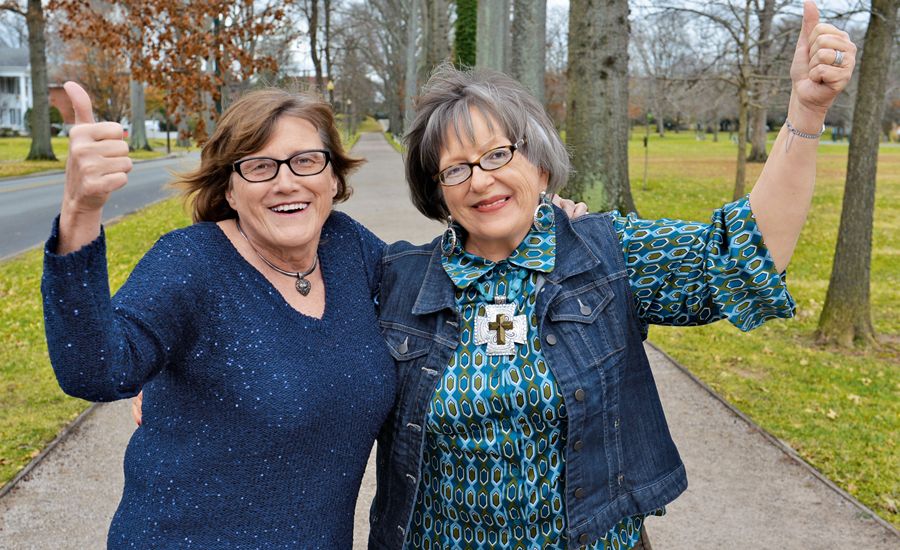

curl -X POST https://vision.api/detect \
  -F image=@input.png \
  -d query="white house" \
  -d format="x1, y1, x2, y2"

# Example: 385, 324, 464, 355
0, 48, 31, 133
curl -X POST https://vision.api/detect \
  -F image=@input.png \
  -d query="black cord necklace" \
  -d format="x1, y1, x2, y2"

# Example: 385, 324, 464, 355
235, 220, 318, 296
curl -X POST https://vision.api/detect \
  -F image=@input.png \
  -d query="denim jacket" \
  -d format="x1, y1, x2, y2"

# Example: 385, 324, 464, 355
368, 210, 686, 550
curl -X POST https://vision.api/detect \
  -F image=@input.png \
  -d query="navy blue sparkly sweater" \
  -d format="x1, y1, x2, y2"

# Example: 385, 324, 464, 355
41, 211, 397, 549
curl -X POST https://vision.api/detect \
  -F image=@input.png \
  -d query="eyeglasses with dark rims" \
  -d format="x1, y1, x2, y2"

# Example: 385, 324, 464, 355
232, 150, 331, 183
433, 138, 526, 186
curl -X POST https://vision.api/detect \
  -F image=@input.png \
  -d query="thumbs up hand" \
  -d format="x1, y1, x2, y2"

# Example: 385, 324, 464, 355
63, 81, 133, 214
790, 1, 857, 117
56, 82, 133, 254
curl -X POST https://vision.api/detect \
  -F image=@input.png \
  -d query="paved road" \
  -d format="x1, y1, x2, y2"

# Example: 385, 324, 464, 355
0, 134, 896, 549
0, 153, 200, 259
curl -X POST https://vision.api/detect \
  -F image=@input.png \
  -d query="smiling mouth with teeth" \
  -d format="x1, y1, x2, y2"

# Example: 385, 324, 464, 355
270, 203, 309, 214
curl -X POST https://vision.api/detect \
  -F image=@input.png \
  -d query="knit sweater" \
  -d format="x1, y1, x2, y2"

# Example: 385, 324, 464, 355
41, 211, 396, 549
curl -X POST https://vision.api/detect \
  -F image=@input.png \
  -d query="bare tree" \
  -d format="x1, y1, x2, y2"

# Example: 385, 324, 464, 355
404, 0, 420, 129
631, 10, 697, 136
476, 0, 510, 71
361, 0, 409, 134
302, 0, 325, 92
511, 0, 546, 103
565, 0, 636, 212
419, 0, 452, 82
1, 0, 57, 160
0, 8, 26, 46
817, 0, 898, 347
663, 0, 800, 198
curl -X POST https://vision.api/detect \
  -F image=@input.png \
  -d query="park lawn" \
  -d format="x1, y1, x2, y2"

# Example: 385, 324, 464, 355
0, 198, 192, 485
0, 130, 896, 528
0, 137, 184, 178
585, 131, 898, 526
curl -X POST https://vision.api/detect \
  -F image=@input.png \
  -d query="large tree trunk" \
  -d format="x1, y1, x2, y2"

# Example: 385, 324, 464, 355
25, 0, 56, 161
511, 0, 546, 103
420, 0, 451, 81
817, 0, 898, 347
747, 0, 777, 163
308, 0, 324, 93
733, 1, 752, 200
734, 85, 749, 199
403, 0, 419, 131
564, 0, 635, 212
324, 0, 333, 102
129, 77, 152, 151
476, 0, 510, 71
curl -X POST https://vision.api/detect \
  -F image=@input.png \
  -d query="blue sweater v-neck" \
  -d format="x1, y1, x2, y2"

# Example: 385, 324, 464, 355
41, 211, 396, 549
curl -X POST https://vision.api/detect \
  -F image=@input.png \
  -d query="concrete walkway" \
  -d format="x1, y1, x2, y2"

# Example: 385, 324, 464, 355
1, 133, 896, 549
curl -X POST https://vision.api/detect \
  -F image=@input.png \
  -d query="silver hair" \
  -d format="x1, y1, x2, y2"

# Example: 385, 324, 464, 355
404, 63, 571, 221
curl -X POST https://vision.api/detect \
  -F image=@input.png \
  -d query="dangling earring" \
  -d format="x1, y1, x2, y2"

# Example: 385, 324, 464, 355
533, 191, 555, 232
441, 216, 459, 257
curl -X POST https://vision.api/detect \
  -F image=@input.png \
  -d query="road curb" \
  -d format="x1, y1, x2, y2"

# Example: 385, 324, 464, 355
0, 152, 188, 183
0, 403, 99, 501
646, 340, 899, 538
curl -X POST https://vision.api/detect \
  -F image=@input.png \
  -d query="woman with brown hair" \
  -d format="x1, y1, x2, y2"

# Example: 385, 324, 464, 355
41, 83, 397, 548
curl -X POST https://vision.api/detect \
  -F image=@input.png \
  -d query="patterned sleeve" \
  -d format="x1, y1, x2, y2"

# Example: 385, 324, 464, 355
611, 196, 795, 332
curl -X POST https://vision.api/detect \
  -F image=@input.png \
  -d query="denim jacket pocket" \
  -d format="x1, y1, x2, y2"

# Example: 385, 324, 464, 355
380, 322, 433, 362
548, 281, 626, 364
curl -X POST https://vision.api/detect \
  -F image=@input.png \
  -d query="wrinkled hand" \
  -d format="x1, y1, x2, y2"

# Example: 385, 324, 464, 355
791, 1, 857, 116
131, 391, 143, 427
63, 81, 132, 214
552, 194, 589, 220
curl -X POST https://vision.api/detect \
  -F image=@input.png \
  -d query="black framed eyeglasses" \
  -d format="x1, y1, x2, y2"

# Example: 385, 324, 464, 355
433, 138, 526, 186
232, 150, 331, 183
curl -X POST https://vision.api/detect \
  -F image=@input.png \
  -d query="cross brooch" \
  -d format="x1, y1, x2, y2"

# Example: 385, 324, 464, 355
474, 302, 527, 356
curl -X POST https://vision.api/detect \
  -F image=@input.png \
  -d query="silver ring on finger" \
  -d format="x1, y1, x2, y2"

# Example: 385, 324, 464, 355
832, 49, 845, 67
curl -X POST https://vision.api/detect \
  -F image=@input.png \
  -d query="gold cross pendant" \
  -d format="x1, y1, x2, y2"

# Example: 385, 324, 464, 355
474, 303, 527, 356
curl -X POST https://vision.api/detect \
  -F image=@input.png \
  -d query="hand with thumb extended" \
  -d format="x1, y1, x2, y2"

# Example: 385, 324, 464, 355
63, 81, 132, 215
790, 0, 857, 117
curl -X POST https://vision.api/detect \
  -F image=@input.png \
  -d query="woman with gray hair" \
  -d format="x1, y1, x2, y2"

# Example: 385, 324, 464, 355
369, 3, 855, 548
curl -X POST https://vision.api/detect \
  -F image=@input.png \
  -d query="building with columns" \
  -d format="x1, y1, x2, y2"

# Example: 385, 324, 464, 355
0, 47, 31, 134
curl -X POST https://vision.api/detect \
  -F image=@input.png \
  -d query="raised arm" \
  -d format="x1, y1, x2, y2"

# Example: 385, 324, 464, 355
57, 82, 132, 253
42, 83, 198, 402
748, 1, 856, 272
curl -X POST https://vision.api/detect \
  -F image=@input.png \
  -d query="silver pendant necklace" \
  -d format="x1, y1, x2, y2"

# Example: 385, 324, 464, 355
473, 269, 529, 356
235, 220, 318, 296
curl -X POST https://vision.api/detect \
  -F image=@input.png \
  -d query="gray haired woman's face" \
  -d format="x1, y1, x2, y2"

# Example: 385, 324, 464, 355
437, 108, 548, 262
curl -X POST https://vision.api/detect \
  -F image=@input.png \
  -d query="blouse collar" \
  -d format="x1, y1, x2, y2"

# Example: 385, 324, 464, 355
441, 223, 556, 289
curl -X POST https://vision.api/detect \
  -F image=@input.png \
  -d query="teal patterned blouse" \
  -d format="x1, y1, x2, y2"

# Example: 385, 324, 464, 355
403, 197, 794, 549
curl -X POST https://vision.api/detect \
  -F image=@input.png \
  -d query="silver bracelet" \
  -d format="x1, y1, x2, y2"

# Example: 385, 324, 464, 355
785, 118, 826, 139
784, 118, 825, 152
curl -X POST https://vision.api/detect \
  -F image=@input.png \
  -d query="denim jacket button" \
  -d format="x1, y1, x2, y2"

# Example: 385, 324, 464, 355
573, 440, 584, 451
574, 487, 586, 499
579, 533, 590, 544
574, 388, 585, 401
618, 474, 625, 485
545, 334, 557, 345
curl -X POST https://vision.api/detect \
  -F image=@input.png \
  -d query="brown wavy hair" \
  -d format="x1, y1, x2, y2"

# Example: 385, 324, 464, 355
175, 88, 363, 222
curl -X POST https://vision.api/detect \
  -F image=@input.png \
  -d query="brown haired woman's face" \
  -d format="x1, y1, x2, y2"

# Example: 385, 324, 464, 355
226, 116, 337, 261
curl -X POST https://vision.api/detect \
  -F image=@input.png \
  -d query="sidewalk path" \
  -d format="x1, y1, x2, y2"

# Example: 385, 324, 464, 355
0, 133, 895, 549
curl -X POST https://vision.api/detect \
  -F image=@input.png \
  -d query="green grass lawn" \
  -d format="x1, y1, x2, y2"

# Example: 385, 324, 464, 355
584, 130, 898, 526
0, 198, 192, 484
0, 130, 896, 527
0, 137, 186, 179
